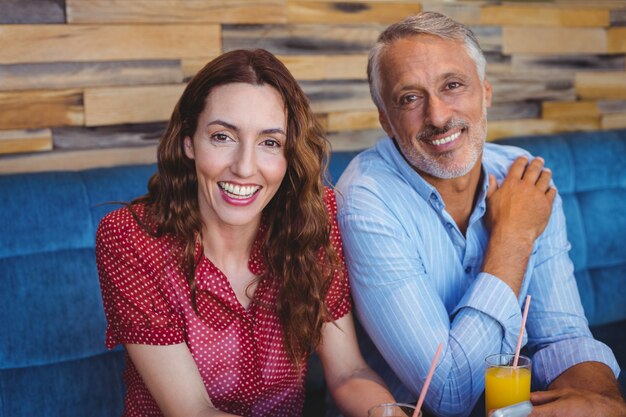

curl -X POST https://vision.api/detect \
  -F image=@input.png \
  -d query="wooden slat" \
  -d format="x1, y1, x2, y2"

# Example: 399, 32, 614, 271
503, 27, 607, 54
608, 28, 626, 53
0, 90, 84, 130
0, 0, 65, 24
576, 72, 626, 99
511, 54, 625, 73
84, 84, 185, 127
0, 25, 221, 64
287, 2, 421, 24
0, 61, 183, 92
488, 73, 575, 103
487, 118, 600, 141
66, 0, 286, 24
325, 110, 380, 132
488, 101, 540, 121
480, 5, 609, 27
542, 101, 601, 120
302, 80, 375, 113
421, 3, 482, 25
182, 54, 368, 81
0, 129, 53, 155
471, 26, 502, 54
602, 114, 626, 130
327, 128, 384, 152
222, 24, 383, 55
0, 145, 157, 175
53, 123, 165, 150
598, 100, 626, 115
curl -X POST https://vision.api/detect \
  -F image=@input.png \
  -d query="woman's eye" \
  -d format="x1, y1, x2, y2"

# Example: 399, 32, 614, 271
210, 133, 232, 142
261, 138, 281, 148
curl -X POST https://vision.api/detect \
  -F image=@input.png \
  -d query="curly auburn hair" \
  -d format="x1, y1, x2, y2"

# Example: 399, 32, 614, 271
132, 48, 341, 366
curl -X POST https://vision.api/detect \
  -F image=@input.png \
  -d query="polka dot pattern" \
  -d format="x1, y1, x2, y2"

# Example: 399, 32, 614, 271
95, 187, 351, 417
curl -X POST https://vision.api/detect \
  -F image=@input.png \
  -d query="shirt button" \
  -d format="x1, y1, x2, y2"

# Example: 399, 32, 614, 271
447, 223, 454, 229
465, 266, 472, 273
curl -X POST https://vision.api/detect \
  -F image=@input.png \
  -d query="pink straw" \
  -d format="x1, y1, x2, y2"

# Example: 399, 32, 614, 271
413, 342, 444, 417
513, 295, 531, 367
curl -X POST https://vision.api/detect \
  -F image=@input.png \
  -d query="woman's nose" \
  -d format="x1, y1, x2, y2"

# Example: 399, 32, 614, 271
231, 143, 257, 178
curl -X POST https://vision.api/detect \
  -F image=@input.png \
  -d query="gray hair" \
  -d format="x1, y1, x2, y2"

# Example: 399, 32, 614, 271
367, 11, 486, 110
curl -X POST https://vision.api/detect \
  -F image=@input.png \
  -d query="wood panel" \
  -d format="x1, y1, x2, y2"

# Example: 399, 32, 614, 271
287, 2, 420, 24
325, 110, 380, 132
53, 123, 165, 150
0, 25, 221, 64
0, 61, 183, 92
511, 54, 625, 73
327, 128, 384, 153
503, 27, 607, 55
488, 101, 540, 121
302, 80, 375, 113
0, 129, 52, 155
488, 73, 575, 103
602, 114, 626, 130
480, 5, 609, 27
421, 2, 482, 25
576, 72, 626, 99
0, 146, 158, 175
598, 100, 626, 115
608, 28, 626, 53
487, 118, 600, 142
0, 0, 65, 24
66, 0, 286, 24
182, 54, 368, 81
0, 90, 84, 130
222, 24, 383, 55
84, 85, 185, 126
542, 101, 601, 120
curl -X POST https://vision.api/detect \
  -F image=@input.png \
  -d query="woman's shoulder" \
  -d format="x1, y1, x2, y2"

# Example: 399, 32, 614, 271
96, 203, 154, 246
323, 186, 338, 216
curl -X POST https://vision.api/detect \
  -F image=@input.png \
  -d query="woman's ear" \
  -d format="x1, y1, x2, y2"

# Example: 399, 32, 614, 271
183, 136, 195, 159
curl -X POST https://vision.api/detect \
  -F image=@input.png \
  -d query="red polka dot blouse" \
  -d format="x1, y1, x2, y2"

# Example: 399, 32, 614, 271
96, 187, 351, 417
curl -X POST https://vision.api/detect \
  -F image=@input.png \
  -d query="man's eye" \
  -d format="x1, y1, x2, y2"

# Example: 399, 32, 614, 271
447, 82, 462, 90
400, 94, 419, 105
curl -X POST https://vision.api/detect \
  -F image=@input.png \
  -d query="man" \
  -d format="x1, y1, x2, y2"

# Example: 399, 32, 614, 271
335, 11, 625, 417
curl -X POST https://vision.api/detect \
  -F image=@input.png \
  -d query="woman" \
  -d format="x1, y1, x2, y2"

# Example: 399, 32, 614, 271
96, 49, 394, 417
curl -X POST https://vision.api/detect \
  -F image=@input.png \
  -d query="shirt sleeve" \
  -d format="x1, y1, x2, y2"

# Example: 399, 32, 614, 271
323, 188, 352, 322
337, 183, 521, 417
522, 193, 620, 388
96, 207, 185, 349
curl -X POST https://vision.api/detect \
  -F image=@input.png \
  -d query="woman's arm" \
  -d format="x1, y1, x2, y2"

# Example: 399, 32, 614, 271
126, 343, 240, 417
316, 312, 396, 417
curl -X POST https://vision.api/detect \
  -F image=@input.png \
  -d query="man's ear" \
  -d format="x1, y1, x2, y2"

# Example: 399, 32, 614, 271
484, 79, 493, 108
378, 109, 394, 138
183, 136, 195, 159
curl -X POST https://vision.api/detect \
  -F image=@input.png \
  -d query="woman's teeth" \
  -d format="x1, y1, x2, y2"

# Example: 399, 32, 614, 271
431, 131, 461, 146
219, 182, 260, 198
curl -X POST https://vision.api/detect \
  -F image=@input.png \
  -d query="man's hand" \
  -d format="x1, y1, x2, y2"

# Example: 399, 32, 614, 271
529, 362, 626, 417
485, 156, 556, 244
530, 387, 626, 417
482, 156, 557, 295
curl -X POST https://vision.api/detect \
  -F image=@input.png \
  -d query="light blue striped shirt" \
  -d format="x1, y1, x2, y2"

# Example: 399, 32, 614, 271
335, 137, 620, 417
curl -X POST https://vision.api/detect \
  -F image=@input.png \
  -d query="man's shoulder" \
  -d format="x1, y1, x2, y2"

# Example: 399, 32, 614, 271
483, 141, 534, 177
336, 138, 405, 190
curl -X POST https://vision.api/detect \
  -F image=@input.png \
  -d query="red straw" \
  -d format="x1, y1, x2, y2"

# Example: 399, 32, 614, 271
513, 295, 531, 367
413, 342, 444, 417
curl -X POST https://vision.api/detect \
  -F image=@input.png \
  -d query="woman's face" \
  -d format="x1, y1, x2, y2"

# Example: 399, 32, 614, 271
184, 82, 288, 230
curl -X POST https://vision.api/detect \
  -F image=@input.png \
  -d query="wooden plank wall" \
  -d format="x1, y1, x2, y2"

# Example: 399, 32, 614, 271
1, 0, 625, 173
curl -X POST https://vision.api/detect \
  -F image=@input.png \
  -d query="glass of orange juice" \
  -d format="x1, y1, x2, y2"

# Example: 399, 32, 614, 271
368, 403, 421, 417
485, 353, 531, 416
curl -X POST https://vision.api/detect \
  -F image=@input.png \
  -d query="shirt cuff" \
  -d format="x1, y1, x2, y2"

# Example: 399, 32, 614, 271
452, 272, 524, 352
532, 337, 621, 388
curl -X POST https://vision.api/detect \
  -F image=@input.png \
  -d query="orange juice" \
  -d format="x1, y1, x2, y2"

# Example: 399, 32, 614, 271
485, 366, 531, 415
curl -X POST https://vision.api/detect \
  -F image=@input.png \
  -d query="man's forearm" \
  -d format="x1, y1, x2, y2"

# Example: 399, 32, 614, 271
548, 361, 623, 399
482, 231, 534, 296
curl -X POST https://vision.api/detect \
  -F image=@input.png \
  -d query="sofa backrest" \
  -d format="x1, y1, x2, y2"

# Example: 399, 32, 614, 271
494, 129, 626, 327
0, 165, 156, 417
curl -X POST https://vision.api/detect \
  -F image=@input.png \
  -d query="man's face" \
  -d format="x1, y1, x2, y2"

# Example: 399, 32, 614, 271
377, 35, 492, 180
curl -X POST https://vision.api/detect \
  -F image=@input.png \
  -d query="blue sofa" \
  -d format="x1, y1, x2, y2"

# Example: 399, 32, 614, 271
1, 129, 625, 416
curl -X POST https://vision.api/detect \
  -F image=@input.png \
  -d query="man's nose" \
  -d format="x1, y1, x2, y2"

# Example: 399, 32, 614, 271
424, 95, 453, 128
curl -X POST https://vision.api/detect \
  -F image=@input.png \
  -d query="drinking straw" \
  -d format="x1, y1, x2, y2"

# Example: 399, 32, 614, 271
413, 342, 444, 417
513, 295, 531, 367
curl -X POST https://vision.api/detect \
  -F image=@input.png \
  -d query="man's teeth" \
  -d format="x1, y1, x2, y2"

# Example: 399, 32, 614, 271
219, 182, 260, 198
431, 131, 461, 146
